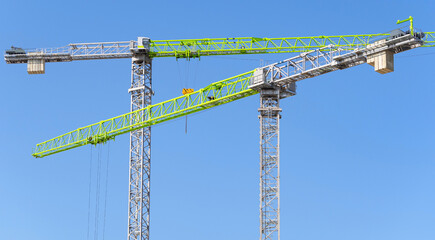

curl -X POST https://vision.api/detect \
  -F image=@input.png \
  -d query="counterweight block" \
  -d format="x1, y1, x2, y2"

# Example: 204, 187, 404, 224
27, 53, 45, 74
367, 50, 394, 74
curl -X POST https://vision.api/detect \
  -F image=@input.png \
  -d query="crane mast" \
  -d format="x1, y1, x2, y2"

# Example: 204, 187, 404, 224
258, 88, 284, 240
4, 20, 435, 240
128, 52, 152, 240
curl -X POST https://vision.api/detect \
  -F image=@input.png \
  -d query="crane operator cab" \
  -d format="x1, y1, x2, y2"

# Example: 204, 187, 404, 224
136, 37, 151, 52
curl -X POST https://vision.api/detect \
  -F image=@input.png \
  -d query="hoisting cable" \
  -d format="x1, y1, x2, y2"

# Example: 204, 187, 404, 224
178, 60, 193, 134
185, 113, 188, 134
185, 61, 190, 134
176, 61, 183, 90
102, 142, 110, 240
94, 144, 103, 240
193, 59, 198, 89
86, 146, 94, 240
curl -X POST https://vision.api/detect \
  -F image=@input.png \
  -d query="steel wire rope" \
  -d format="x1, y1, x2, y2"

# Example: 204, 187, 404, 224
186, 60, 190, 88
177, 60, 192, 133
102, 142, 110, 240
86, 146, 94, 240
176, 61, 183, 90
185, 61, 190, 134
193, 59, 198, 89
94, 144, 103, 240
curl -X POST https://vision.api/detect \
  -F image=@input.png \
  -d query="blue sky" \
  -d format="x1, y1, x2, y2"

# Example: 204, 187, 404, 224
1, 1, 435, 240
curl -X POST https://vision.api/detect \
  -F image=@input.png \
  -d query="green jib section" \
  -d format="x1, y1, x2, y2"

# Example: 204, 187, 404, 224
148, 35, 383, 58
148, 32, 435, 58
422, 32, 435, 47
33, 71, 257, 158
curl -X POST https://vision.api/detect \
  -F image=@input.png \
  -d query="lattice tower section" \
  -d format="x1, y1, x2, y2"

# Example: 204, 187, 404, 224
128, 54, 152, 240
258, 88, 281, 240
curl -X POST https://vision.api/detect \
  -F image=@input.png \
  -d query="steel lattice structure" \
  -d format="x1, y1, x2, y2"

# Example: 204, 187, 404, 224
259, 89, 282, 240
31, 31, 427, 159
4, 19, 434, 240
128, 54, 152, 240
5, 32, 435, 64
31, 70, 256, 157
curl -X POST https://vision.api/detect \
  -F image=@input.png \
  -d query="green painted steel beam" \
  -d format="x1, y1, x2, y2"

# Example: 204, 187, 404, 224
149, 34, 391, 58
397, 16, 414, 35
33, 71, 257, 158
422, 32, 435, 47
148, 32, 435, 58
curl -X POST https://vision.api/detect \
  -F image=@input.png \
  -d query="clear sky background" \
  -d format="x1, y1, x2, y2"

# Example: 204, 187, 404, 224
1, 1, 435, 240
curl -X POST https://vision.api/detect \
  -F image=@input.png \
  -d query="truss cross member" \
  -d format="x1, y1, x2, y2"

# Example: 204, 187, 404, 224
128, 53, 152, 240
258, 88, 281, 240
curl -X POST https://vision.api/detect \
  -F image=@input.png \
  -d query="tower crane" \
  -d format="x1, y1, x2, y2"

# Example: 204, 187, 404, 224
4, 17, 435, 240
